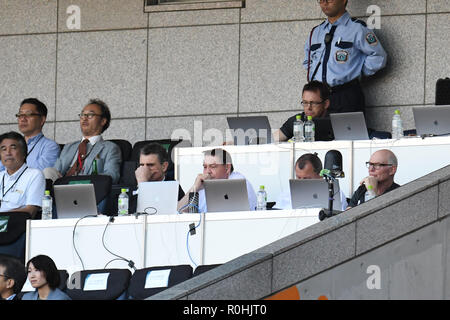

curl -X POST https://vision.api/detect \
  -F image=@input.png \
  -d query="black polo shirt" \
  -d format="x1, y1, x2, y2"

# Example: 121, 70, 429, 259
348, 182, 400, 208
279, 112, 334, 141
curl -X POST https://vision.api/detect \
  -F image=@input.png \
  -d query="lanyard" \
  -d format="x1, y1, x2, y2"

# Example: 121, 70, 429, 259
27, 134, 44, 156
1, 167, 28, 200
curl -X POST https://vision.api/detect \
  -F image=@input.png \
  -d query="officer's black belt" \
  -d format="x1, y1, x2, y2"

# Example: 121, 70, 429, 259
330, 78, 360, 93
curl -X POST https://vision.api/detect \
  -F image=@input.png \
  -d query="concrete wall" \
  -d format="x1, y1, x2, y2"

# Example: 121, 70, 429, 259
0, 0, 448, 145
149, 165, 450, 300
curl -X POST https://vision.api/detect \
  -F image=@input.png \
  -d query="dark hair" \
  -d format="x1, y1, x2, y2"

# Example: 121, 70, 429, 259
0, 255, 27, 294
296, 153, 322, 174
140, 142, 169, 164
203, 148, 234, 173
87, 99, 111, 133
0, 131, 28, 160
303, 80, 330, 102
20, 98, 48, 117
26, 255, 60, 290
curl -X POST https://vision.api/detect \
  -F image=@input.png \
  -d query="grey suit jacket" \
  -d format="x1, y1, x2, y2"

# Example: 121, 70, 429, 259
21, 288, 72, 300
54, 137, 122, 184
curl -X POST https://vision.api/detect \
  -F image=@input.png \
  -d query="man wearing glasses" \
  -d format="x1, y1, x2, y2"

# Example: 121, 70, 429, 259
44, 99, 121, 184
347, 149, 399, 208
274, 81, 333, 141
0, 98, 60, 172
304, 0, 387, 114
0, 255, 27, 301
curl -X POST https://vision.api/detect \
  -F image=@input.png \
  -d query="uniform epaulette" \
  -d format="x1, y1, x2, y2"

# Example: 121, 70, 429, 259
351, 18, 367, 27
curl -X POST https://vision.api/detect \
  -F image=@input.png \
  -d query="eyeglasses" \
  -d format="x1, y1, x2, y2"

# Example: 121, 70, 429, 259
317, 0, 335, 3
78, 113, 103, 119
0, 274, 9, 279
301, 100, 324, 107
366, 162, 393, 170
15, 113, 41, 119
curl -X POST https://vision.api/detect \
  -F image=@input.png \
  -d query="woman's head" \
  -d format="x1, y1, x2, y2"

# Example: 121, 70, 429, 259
26, 255, 60, 290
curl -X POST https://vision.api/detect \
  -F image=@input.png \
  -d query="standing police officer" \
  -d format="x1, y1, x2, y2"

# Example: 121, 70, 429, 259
304, 0, 387, 114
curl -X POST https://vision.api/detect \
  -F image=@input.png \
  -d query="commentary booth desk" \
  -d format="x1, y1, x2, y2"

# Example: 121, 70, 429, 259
174, 136, 450, 203
26, 209, 321, 274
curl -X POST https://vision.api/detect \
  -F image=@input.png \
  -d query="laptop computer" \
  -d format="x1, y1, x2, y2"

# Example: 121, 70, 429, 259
226, 116, 273, 145
330, 112, 369, 140
413, 105, 450, 136
54, 184, 98, 219
203, 179, 250, 212
137, 181, 179, 215
289, 179, 342, 210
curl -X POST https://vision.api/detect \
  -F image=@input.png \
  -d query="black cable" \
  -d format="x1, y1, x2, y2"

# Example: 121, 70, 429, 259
104, 258, 126, 269
101, 217, 136, 271
72, 215, 97, 271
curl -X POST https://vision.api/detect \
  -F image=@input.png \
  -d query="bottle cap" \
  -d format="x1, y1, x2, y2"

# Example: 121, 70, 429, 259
296, 115, 301, 120
121, 188, 127, 193
259, 185, 265, 190
45, 190, 50, 195
307, 115, 313, 121
395, 109, 400, 115
367, 185, 373, 190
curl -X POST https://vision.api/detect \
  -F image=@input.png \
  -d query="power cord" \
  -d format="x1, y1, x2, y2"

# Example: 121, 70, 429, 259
177, 203, 202, 268
72, 215, 97, 270
102, 216, 137, 271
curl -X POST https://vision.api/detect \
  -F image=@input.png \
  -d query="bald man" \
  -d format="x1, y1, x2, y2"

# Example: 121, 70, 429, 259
347, 149, 400, 208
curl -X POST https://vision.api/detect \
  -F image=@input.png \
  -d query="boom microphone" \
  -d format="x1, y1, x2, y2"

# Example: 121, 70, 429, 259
324, 150, 344, 178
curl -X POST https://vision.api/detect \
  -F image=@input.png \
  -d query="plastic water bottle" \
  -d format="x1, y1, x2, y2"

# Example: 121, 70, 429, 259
118, 188, 129, 216
364, 185, 376, 202
391, 109, 404, 139
293, 115, 304, 142
304, 116, 315, 142
42, 190, 52, 220
256, 185, 267, 211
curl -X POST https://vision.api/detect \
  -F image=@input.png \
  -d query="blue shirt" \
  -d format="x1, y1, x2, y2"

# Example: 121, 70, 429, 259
303, 11, 387, 87
0, 133, 60, 172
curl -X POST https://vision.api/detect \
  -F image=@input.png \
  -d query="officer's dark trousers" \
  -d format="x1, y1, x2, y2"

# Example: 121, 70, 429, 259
329, 79, 366, 114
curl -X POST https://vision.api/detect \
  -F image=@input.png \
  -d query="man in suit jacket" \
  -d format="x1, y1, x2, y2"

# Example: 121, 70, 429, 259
44, 99, 121, 184
0, 255, 27, 301
130, 142, 185, 213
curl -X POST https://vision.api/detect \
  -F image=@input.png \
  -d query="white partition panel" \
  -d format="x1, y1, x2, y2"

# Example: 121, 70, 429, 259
201, 209, 320, 265
145, 213, 204, 268
26, 215, 146, 275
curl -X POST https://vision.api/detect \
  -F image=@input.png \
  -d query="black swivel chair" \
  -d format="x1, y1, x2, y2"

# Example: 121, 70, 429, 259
193, 264, 222, 277
128, 264, 193, 300
0, 212, 30, 263
66, 268, 131, 300
108, 139, 132, 163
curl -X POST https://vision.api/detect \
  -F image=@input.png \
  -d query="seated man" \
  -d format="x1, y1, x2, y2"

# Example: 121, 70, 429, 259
0, 98, 60, 172
44, 99, 121, 184
0, 255, 27, 301
178, 148, 257, 212
275, 153, 347, 210
347, 149, 400, 209
274, 81, 333, 142
130, 142, 185, 213
0, 132, 45, 218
